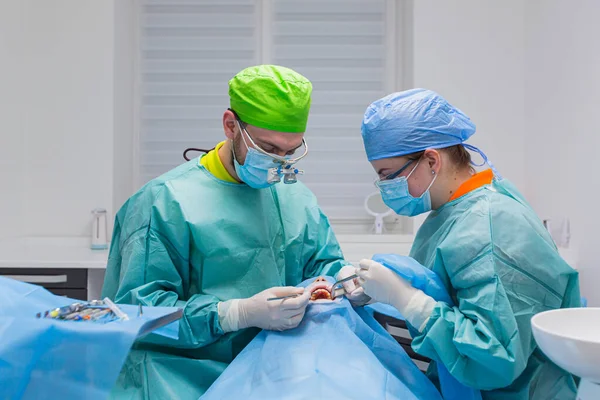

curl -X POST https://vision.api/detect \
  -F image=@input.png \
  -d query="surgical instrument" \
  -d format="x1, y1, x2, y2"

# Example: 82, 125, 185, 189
331, 274, 359, 299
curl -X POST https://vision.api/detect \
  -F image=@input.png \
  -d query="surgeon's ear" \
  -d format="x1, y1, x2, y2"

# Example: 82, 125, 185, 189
223, 110, 237, 140
423, 149, 441, 174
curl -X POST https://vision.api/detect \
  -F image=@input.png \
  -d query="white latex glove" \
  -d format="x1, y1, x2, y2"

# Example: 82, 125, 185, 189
356, 259, 437, 331
336, 265, 372, 306
218, 286, 310, 332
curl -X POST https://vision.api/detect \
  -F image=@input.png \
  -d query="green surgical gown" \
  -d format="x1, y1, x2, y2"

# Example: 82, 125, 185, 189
409, 178, 580, 400
102, 158, 347, 399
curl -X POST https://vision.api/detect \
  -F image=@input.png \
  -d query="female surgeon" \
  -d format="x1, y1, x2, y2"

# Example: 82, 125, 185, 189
337, 89, 580, 400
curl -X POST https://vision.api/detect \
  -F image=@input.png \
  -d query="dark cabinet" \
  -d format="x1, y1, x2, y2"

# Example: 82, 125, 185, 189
0, 268, 88, 300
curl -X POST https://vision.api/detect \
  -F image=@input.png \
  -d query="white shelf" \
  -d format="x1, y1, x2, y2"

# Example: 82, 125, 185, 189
0, 237, 109, 270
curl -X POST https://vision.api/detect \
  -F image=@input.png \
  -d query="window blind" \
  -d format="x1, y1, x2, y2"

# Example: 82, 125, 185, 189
139, 0, 259, 183
271, 0, 389, 219
138, 0, 395, 220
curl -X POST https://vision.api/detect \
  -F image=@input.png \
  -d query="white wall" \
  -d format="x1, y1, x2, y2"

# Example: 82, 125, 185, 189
0, 0, 26, 239
0, 0, 115, 239
524, 0, 600, 306
412, 0, 599, 305
412, 0, 527, 193
113, 0, 135, 215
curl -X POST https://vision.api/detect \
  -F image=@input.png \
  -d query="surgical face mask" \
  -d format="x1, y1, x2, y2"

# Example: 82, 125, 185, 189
375, 160, 437, 217
232, 120, 307, 189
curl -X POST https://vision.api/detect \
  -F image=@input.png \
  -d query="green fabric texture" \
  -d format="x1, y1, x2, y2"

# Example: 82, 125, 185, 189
102, 156, 346, 399
229, 65, 312, 133
409, 178, 580, 400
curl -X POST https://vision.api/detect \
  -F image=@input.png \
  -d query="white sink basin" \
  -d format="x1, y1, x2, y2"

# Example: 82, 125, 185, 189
531, 307, 600, 383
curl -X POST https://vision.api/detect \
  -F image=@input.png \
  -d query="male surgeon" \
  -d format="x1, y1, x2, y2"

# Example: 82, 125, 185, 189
102, 65, 347, 399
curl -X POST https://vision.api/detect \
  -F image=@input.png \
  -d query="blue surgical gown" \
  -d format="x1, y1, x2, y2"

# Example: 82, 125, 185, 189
409, 178, 580, 400
101, 157, 347, 399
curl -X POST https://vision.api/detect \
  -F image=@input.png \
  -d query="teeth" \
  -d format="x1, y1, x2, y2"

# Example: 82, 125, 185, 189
310, 288, 332, 300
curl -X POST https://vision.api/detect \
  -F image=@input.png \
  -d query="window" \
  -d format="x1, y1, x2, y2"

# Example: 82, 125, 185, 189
137, 0, 402, 221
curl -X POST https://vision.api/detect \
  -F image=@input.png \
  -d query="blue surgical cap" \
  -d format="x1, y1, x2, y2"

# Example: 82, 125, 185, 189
361, 89, 476, 161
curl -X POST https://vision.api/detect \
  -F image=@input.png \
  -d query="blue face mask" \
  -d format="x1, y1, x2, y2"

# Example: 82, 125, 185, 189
233, 147, 279, 189
377, 161, 437, 217
232, 119, 307, 189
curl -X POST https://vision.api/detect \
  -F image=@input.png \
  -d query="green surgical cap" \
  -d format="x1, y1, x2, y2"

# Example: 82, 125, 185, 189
229, 65, 312, 133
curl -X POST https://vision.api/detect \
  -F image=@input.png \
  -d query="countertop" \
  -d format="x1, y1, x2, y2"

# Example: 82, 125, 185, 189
0, 237, 109, 269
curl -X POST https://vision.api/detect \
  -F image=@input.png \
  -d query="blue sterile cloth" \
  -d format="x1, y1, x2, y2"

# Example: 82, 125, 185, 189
200, 276, 444, 400
0, 276, 180, 400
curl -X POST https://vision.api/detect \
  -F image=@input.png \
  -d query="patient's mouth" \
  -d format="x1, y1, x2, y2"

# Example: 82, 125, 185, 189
309, 277, 332, 301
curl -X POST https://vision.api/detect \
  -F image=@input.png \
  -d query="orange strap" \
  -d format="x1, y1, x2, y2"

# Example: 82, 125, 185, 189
449, 169, 494, 202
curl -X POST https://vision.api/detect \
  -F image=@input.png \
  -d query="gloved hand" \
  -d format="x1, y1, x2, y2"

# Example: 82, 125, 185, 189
336, 265, 372, 306
218, 286, 310, 332
356, 259, 437, 331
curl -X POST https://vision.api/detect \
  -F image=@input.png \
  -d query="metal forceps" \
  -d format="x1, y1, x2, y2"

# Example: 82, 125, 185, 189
330, 274, 359, 300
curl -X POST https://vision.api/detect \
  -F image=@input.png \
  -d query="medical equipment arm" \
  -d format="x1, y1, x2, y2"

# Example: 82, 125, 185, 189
410, 252, 529, 390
